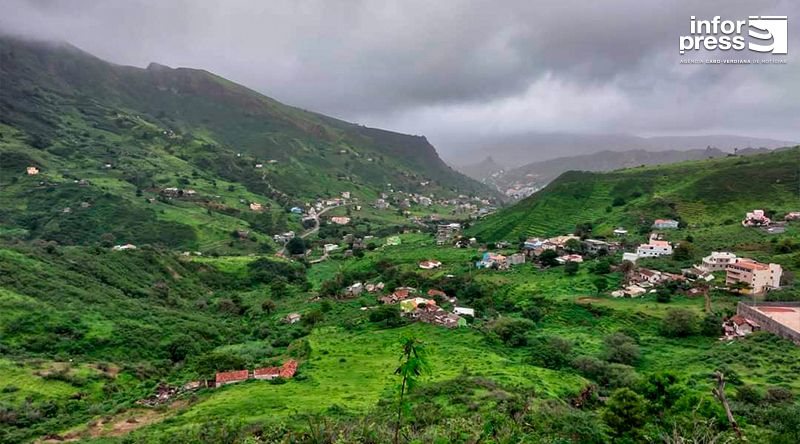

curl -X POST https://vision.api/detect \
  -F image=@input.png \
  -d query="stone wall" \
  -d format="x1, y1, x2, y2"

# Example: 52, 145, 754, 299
737, 301, 800, 345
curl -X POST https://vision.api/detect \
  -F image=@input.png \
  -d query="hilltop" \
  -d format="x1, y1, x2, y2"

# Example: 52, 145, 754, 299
0, 36, 494, 251
469, 147, 800, 241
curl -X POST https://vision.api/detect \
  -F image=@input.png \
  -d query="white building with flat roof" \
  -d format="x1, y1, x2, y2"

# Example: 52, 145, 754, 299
701, 252, 737, 272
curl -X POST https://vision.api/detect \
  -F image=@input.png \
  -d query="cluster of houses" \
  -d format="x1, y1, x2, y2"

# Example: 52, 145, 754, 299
273, 231, 295, 244
215, 360, 298, 386
687, 251, 782, 294
742, 209, 772, 227
344, 281, 385, 297
378, 287, 473, 328
614, 267, 686, 298
369, 191, 495, 219
475, 251, 526, 269
160, 187, 198, 199
622, 234, 673, 262
436, 223, 462, 245
741, 209, 799, 234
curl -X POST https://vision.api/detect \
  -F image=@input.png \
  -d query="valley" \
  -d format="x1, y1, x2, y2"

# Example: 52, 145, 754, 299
2, 35, 800, 444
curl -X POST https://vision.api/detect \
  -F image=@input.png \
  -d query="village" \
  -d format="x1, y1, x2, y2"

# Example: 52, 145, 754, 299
340, 209, 799, 345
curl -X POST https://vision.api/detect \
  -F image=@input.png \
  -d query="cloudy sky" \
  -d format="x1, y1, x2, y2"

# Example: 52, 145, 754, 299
2, 0, 799, 160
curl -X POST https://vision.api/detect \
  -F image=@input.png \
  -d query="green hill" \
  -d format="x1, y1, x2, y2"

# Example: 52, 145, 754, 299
0, 36, 494, 250
469, 147, 800, 241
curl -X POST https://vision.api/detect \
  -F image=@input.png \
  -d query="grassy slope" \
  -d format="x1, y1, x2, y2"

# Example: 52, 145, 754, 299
0, 36, 492, 202
469, 147, 800, 241
0, 36, 495, 251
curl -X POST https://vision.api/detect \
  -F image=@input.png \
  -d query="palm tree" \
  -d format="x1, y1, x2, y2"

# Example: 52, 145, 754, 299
394, 337, 429, 444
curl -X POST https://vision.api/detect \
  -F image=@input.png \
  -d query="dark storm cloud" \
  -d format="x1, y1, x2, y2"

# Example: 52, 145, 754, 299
2, 0, 799, 158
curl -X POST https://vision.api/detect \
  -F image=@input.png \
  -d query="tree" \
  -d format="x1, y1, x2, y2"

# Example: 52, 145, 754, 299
672, 241, 696, 261
369, 305, 404, 327
394, 337, 429, 444
529, 336, 572, 369
660, 308, 697, 337
261, 299, 276, 314
700, 312, 722, 336
603, 388, 648, 439
539, 250, 559, 268
490, 317, 534, 347
593, 277, 608, 295
592, 259, 611, 275
728, 281, 750, 295
711, 371, 743, 439
564, 260, 580, 276
601, 332, 640, 366
619, 260, 636, 282
286, 237, 307, 255
269, 278, 290, 299
655, 288, 672, 303
565, 238, 583, 253
302, 309, 324, 327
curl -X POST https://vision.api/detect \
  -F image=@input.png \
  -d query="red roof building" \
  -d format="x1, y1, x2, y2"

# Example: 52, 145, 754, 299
280, 360, 298, 378
253, 366, 281, 380
427, 289, 447, 298
215, 370, 249, 385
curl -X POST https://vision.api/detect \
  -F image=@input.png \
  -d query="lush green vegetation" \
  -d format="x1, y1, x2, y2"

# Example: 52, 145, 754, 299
3, 35, 800, 444
0, 36, 495, 253
469, 147, 800, 241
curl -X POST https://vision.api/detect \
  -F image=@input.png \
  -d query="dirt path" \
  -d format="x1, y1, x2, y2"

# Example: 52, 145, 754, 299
39, 400, 188, 443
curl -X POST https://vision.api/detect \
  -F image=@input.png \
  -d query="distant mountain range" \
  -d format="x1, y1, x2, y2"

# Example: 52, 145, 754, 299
449, 132, 797, 169
458, 143, 796, 199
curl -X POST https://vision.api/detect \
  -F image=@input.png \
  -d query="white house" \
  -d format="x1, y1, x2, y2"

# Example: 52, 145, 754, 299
508, 253, 526, 265
636, 240, 672, 258
701, 251, 737, 272
453, 307, 475, 317
652, 219, 679, 229
622, 252, 640, 263
743, 209, 771, 227
556, 254, 583, 264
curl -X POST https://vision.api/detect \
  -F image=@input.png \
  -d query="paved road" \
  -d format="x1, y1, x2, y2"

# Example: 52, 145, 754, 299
279, 203, 353, 255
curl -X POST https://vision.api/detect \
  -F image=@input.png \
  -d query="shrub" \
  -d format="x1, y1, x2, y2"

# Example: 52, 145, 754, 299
660, 308, 697, 337
490, 317, 534, 347
765, 386, 794, 404
735, 385, 763, 405
368, 305, 404, 327
564, 261, 580, 276
602, 388, 648, 440
529, 336, 572, 369
601, 332, 640, 366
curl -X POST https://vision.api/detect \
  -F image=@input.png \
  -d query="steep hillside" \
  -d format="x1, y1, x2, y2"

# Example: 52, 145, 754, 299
0, 36, 494, 250
469, 147, 800, 241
